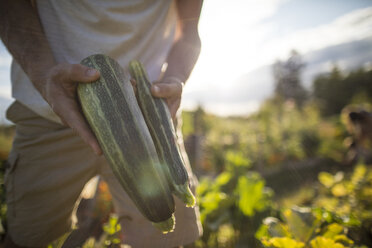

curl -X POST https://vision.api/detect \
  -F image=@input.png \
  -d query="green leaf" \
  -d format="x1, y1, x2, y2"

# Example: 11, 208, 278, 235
256, 223, 270, 240
112, 238, 121, 244
351, 164, 367, 185
334, 234, 353, 245
310, 237, 345, 248
331, 183, 348, 197
312, 208, 333, 223
341, 214, 361, 227
226, 151, 251, 169
200, 190, 234, 224
103, 215, 121, 235
361, 186, 372, 198
263, 217, 290, 238
264, 237, 305, 248
318, 172, 335, 188
201, 191, 228, 212
196, 177, 212, 196
236, 175, 267, 216
283, 207, 319, 242
322, 223, 344, 238
215, 171, 232, 187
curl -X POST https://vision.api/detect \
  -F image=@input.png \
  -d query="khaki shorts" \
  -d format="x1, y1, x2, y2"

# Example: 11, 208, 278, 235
4, 101, 202, 247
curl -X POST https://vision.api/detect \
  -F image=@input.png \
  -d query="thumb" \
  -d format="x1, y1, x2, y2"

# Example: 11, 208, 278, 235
151, 82, 182, 98
65, 64, 100, 83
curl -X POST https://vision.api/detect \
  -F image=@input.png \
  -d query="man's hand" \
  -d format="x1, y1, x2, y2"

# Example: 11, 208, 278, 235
42, 63, 102, 155
151, 77, 184, 120
0, 0, 102, 155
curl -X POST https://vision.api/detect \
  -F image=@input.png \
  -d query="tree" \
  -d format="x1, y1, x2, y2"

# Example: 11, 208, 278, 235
313, 66, 345, 116
313, 65, 372, 116
273, 50, 307, 106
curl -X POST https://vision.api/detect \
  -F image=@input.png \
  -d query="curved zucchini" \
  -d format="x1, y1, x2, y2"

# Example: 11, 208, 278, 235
77, 54, 175, 233
129, 60, 196, 207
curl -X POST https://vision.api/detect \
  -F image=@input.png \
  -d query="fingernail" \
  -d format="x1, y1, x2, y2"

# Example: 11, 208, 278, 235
86, 69, 98, 77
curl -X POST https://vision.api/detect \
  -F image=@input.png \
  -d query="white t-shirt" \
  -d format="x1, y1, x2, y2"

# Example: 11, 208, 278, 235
11, 0, 177, 123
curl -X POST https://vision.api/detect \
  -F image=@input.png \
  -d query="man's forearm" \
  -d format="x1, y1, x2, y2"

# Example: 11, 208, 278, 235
162, 0, 203, 84
163, 34, 201, 84
0, 0, 56, 97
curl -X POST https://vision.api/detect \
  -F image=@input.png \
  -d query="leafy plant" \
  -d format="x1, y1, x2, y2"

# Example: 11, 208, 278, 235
257, 163, 372, 248
196, 152, 274, 247
257, 207, 357, 248
314, 164, 372, 224
0, 160, 7, 241
80, 214, 122, 248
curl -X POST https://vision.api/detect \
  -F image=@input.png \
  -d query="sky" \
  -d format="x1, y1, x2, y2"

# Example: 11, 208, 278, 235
183, 0, 372, 115
0, 0, 372, 123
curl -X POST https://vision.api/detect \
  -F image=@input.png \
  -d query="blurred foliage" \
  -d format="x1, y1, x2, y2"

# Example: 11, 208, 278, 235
294, 164, 372, 224
0, 160, 6, 240
46, 214, 122, 248
185, 65, 372, 174
80, 214, 122, 248
313, 66, 372, 117
257, 207, 357, 248
257, 163, 372, 248
195, 152, 274, 247
0, 125, 14, 161
188, 63, 372, 247
182, 105, 212, 138
193, 97, 347, 175
0, 125, 14, 239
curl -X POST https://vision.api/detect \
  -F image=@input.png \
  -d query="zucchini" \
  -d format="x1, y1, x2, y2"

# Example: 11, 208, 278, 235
129, 60, 196, 207
77, 54, 175, 233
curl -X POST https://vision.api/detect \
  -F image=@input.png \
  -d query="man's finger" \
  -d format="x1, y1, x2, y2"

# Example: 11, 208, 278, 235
151, 82, 182, 98
169, 99, 181, 120
67, 64, 100, 83
170, 105, 178, 120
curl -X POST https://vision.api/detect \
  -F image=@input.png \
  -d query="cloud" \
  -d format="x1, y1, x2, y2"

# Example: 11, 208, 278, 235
302, 36, 372, 85
263, 7, 372, 60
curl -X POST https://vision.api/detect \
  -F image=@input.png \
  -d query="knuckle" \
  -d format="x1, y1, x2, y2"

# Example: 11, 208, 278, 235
50, 63, 70, 82
177, 82, 183, 95
49, 64, 63, 80
69, 64, 83, 80
163, 85, 172, 95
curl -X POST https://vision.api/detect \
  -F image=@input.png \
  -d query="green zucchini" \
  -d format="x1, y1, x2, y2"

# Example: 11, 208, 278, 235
77, 54, 175, 233
129, 60, 196, 207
